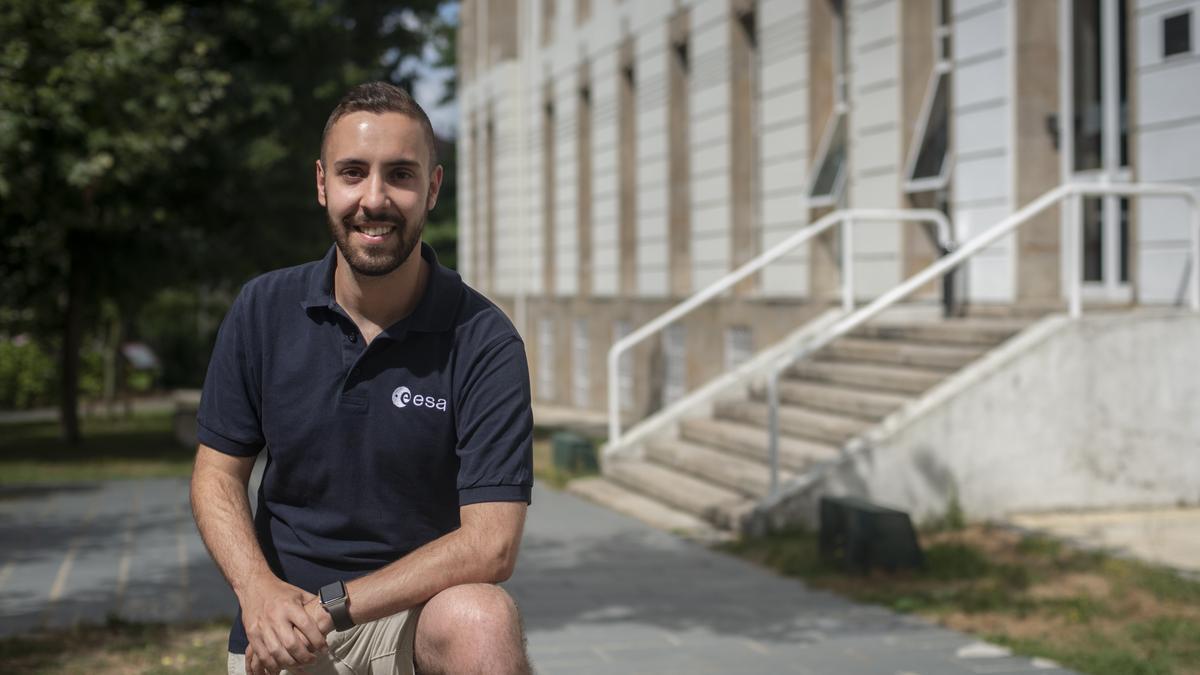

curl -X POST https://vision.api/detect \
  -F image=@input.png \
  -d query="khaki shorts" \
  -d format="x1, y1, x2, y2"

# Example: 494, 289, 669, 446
227, 606, 421, 675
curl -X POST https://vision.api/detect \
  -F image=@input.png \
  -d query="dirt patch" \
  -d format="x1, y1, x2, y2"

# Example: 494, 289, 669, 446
1028, 572, 1112, 600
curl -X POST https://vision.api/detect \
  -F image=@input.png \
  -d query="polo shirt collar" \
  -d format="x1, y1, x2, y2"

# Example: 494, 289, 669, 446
301, 242, 463, 333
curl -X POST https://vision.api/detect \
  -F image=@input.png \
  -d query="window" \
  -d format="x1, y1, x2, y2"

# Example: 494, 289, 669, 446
905, 0, 952, 193
808, 113, 847, 206
725, 326, 753, 372
663, 324, 686, 405
809, 0, 849, 207
1164, 11, 1192, 58
538, 318, 556, 401
572, 319, 589, 407
905, 71, 951, 191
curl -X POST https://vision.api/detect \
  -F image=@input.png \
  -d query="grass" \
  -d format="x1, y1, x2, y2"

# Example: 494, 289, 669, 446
722, 523, 1200, 675
0, 617, 229, 674
0, 412, 194, 484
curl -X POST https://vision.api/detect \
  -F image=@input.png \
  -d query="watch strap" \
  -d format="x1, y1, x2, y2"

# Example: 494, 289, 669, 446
319, 581, 354, 632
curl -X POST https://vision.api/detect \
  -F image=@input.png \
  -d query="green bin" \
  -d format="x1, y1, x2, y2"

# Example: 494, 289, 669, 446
551, 431, 598, 473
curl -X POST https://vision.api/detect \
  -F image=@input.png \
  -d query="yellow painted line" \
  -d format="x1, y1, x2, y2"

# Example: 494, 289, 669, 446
114, 486, 141, 608
41, 492, 101, 626
47, 547, 78, 603
176, 499, 190, 619
742, 638, 771, 655
0, 559, 14, 593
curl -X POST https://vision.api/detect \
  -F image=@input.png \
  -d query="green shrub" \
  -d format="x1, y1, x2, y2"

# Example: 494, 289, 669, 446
0, 338, 56, 409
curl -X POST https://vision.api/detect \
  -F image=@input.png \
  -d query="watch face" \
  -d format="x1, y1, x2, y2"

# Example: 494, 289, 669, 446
320, 581, 346, 604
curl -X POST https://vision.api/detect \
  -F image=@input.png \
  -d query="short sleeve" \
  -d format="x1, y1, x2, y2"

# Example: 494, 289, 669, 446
454, 336, 534, 505
196, 287, 265, 457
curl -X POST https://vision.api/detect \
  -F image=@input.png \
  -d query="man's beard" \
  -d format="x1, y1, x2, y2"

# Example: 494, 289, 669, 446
328, 208, 425, 277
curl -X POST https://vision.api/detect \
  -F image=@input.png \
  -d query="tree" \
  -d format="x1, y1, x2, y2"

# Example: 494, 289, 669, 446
1, 0, 234, 443
0, 0, 446, 443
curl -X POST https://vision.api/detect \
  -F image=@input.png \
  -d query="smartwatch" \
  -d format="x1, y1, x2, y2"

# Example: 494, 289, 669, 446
318, 580, 354, 632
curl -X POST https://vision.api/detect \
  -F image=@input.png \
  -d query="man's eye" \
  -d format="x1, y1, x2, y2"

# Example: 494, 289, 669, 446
341, 169, 364, 179
391, 170, 413, 180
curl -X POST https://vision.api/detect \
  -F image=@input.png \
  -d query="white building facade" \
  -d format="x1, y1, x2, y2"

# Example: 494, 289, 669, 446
458, 0, 1200, 420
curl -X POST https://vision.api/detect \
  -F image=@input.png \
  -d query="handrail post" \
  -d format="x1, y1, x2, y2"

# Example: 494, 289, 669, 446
841, 215, 854, 312
767, 368, 781, 497
1191, 192, 1200, 311
1069, 189, 1083, 319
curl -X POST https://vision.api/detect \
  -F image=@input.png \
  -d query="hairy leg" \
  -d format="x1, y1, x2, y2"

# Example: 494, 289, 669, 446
413, 583, 530, 675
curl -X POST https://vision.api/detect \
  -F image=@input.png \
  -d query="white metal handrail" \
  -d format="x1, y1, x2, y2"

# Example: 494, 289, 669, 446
763, 181, 1200, 496
606, 208, 955, 449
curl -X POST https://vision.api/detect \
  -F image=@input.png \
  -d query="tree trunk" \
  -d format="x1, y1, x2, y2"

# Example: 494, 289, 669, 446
60, 234, 84, 445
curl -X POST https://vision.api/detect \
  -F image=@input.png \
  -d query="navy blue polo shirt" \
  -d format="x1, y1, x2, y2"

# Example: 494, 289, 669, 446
197, 242, 533, 654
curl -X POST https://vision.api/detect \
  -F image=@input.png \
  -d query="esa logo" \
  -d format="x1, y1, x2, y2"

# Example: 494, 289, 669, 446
391, 385, 448, 411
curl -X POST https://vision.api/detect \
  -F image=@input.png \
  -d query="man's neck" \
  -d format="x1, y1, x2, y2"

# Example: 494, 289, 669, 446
333, 247, 430, 342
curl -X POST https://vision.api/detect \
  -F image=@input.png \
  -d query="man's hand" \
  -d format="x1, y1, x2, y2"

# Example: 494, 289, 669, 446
303, 594, 335, 634
239, 575, 329, 674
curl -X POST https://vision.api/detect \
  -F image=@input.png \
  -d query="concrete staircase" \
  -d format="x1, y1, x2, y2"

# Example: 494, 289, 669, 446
568, 315, 1032, 538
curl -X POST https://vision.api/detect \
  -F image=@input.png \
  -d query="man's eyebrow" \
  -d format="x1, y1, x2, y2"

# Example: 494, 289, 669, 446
331, 158, 422, 170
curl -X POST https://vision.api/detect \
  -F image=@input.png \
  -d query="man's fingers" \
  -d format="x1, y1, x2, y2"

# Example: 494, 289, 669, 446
289, 604, 329, 652
246, 646, 267, 675
268, 614, 317, 667
259, 626, 291, 673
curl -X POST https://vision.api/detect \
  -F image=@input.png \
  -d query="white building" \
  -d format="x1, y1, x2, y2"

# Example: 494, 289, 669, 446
459, 0, 1199, 426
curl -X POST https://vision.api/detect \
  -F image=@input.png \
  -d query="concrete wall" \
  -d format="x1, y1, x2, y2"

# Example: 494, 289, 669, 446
777, 311, 1200, 525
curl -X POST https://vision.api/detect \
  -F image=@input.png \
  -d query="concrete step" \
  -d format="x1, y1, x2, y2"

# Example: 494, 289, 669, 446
818, 337, 984, 371
678, 417, 840, 472
605, 458, 750, 530
749, 379, 910, 421
566, 476, 727, 541
850, 319, 1028, 347
965, 302, 1062, 319
644, 438, 787, 498
787, 359, 947, 395
714, 399, 870, 445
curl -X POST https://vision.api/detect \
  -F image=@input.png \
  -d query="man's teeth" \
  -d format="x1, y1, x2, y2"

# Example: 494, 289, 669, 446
358, 226, 392, 236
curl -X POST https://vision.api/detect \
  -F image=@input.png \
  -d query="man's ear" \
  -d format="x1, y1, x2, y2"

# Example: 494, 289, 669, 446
316, 159, 327, 207
426, 164, 444, 213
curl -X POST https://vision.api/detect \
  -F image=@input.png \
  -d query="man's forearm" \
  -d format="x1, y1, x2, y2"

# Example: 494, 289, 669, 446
341, 501, 526, 626
190, 450, 274, 595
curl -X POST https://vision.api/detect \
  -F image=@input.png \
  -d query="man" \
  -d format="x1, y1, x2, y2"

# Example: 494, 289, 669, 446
191, 81, 533, 675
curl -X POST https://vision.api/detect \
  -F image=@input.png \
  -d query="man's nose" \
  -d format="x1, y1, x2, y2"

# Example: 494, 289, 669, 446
360, 173, 389, 214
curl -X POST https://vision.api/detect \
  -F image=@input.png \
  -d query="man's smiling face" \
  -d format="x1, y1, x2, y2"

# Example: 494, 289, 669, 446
316, 111, 442, 277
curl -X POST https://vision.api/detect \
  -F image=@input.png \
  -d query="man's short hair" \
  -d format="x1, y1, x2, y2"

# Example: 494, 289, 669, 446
321, 81, 439, 168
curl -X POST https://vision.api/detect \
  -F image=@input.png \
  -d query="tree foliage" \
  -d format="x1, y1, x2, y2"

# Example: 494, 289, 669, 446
0, 0, 447, 441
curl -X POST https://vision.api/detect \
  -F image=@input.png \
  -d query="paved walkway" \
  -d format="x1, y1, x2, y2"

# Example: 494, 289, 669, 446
0, 479, 1074, 674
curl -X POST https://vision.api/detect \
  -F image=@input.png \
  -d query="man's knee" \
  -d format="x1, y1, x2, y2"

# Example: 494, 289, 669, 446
415, 584, 527, 674
421, 583, 522, 643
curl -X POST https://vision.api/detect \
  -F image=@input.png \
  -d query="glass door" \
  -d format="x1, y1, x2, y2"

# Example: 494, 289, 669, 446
1063, 0, 1131, 301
